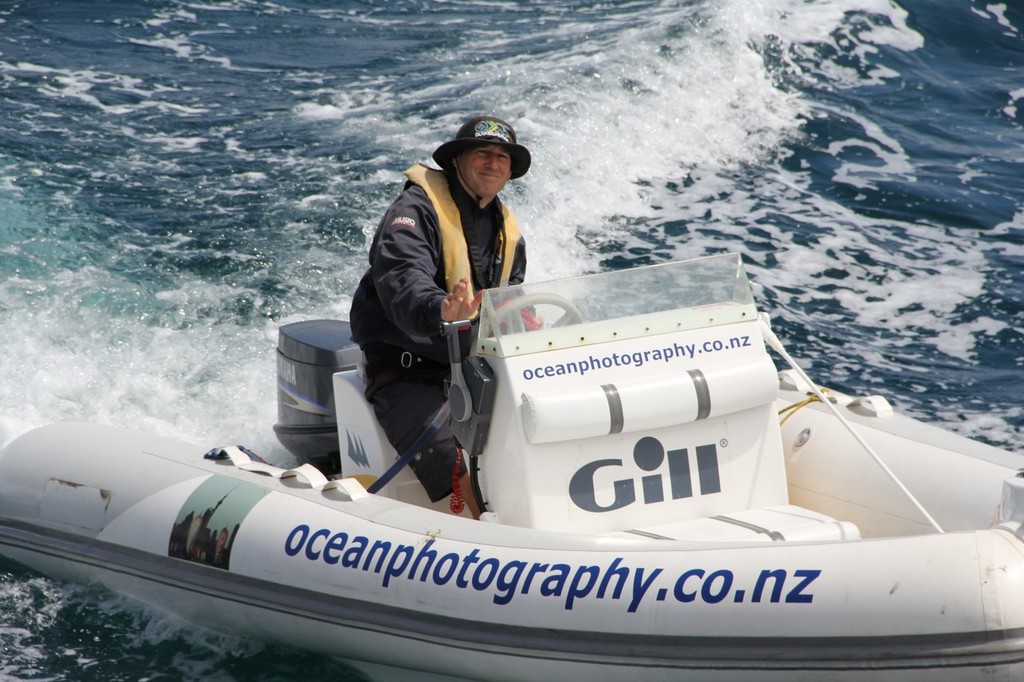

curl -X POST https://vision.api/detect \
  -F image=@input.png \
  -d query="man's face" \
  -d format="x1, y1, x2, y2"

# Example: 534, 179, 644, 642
454, 144, 512, 205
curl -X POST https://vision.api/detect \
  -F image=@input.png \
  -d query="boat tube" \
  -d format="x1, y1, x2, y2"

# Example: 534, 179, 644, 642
2, 253, 1024, 681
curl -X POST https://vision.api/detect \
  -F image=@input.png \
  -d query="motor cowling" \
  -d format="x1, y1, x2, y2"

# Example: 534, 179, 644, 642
273, 319, 361, 475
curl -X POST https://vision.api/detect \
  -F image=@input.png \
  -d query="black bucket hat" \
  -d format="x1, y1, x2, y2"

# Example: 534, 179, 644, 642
432, 115, 531, 179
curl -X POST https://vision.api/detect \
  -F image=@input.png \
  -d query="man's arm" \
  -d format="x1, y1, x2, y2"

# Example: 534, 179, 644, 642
370, 188, 448, 339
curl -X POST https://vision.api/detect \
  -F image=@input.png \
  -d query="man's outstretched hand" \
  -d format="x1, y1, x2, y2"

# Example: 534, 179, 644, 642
441, 277, 483, 322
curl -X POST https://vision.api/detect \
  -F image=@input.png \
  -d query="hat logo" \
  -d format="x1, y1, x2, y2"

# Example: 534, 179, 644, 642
474, 120, 512, 143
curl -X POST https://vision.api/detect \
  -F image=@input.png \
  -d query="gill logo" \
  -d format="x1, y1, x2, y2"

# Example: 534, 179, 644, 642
569, 436, 722, 513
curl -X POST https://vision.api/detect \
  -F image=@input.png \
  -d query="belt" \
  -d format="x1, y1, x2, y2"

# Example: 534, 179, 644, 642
362, 344, 450, 398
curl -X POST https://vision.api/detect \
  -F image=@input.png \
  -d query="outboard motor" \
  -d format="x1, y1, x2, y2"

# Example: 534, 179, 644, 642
273, 319, 361, 475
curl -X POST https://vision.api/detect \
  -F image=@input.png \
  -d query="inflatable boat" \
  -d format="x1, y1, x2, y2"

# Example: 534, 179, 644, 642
2, 253, 1024, 681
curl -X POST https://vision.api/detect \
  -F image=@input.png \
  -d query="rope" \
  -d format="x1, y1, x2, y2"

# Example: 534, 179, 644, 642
778, 388, 831, 425
450, 447, 466, 515
760, 313, 943, 534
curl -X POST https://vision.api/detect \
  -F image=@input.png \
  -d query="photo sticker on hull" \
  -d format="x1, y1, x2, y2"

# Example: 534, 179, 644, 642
168, 477, 268, 570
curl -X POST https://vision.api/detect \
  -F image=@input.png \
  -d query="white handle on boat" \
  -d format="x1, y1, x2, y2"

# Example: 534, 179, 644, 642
758, 313, 945, 534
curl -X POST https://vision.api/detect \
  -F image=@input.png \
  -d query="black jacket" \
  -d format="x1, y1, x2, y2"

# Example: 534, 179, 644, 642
349, 168, 527, 366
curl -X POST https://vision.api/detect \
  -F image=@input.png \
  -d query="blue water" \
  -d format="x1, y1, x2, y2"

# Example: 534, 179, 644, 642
0, 0, 1021, 679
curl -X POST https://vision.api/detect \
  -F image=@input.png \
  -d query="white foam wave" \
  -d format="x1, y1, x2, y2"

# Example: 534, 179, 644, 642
974, 3, 1019, 34
0, 60, 209, 118
308, 0, 811, 281
823, 107, 916, 190
0, 260, 285, 457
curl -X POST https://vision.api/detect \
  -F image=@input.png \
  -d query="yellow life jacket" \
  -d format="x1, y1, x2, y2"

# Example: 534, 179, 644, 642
404, 163, 522, 298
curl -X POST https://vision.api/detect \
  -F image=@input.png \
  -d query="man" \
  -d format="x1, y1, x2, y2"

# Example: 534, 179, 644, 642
349, 115, 531, 518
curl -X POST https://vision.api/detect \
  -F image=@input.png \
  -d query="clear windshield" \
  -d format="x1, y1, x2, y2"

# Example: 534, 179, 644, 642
476, 253, 756, 358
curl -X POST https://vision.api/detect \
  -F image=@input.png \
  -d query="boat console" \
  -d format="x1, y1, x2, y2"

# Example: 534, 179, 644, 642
466, 254, 788, 533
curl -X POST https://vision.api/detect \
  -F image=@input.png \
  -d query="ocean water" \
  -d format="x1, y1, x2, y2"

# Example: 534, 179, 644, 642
0, 0, 1021, 679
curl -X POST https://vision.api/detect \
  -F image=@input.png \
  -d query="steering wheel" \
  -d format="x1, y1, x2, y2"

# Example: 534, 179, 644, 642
493, 292, 584, 333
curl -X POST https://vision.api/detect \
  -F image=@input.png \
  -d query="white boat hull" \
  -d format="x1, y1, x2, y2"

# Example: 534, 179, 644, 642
2, 419, 1024, 681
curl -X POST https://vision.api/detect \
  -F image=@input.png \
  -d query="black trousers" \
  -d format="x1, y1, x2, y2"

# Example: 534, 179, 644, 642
369, 379, 463, 502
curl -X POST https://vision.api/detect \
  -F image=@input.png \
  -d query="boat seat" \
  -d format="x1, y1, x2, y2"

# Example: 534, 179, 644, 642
613, 505, 860, 543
